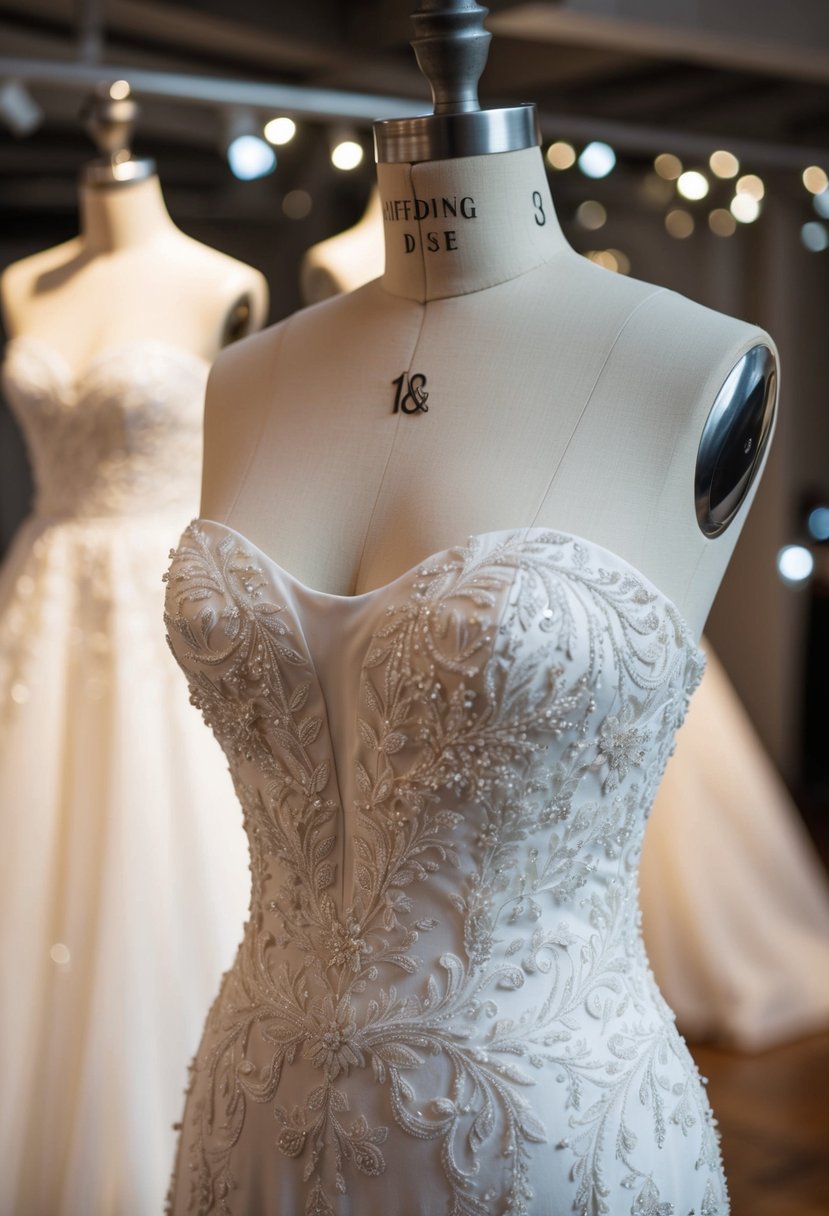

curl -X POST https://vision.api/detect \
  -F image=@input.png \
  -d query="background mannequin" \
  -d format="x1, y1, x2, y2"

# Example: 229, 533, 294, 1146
2, 169, 266, 366
0, 85, 267, 1216
300, 186, 384, 304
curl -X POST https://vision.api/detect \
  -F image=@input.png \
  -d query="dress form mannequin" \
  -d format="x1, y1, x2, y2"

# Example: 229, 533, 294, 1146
301, 187, 384, 304
164, 9, 778, 1212
0, 84, 266, 1216
1, 174, 266, 366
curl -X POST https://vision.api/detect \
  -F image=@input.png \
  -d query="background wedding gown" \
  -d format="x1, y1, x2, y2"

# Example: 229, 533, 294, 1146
642, 643, 829, 1051
0, 337, 250, 1216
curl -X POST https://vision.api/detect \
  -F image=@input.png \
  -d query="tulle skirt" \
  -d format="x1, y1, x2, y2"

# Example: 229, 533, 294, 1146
0, 513, 250, 1216
642, 644, 829, 1051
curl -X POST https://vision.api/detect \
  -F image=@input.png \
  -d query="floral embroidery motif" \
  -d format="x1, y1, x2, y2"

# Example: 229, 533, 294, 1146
164, 522, 725, 1216
594, 705, 649, 791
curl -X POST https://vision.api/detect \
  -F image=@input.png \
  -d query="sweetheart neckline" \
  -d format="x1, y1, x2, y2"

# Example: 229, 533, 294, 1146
4, 334, 211, 388
190, 516, 704, 657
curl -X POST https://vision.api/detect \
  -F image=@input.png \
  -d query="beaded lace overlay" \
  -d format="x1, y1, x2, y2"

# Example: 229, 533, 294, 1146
164, 520, 725, 1216
1, 337, 206, 520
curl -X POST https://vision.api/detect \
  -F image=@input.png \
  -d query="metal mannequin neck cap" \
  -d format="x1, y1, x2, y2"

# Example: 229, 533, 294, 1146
374, 0, 540, 164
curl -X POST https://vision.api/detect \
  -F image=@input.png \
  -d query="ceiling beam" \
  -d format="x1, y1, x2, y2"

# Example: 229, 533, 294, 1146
2, 52, 826, 171
0, 56, 426, 122
490, 3, 829, 86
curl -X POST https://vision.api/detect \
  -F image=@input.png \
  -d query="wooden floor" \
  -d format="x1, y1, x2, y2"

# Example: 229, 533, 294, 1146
690, 1032, 829, 1216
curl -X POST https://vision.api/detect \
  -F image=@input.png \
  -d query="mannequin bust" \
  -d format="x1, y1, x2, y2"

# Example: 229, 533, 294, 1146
1, 84, 267, 368
301, 187, 384, 304
201, 156, 775, 637
200, 31, 775, 643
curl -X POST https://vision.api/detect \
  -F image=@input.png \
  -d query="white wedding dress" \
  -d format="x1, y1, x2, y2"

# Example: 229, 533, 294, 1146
164, 520, 727, 1216
0, 338, 249, 1216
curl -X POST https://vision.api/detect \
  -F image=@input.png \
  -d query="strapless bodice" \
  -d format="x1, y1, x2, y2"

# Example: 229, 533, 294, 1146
1, 338, 207, 521
163, 520, 726, 1216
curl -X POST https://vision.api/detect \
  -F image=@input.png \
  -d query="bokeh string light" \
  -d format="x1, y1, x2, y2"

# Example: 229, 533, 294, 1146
801, 222, 828, 252
546, 140, 576, 170
264, 116, 296, 145
736, 173, 765, 200
542, 132, 829, 254
575, 200, 607, 230
665, 208, 695, 238
331, 138, 363, 171
731, 193, 761, 223
654, 153, 682, 180
709, 208, 737, 237
803, 165, 828, 195
777, 544, 815, 586
709, 150, 740, 179
578, 141, 616, 179
677, 170, 709, 201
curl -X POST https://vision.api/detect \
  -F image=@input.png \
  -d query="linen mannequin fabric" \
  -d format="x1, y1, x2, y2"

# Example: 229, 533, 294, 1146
164, 520, 727, 1216
0, 338, 249, 1216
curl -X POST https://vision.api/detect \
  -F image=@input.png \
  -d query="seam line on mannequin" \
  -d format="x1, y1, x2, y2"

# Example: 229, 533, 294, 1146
349, 299, 430, 594
223, 316, 292, 529
410, 159, 429, 305
527, 287, 668, 527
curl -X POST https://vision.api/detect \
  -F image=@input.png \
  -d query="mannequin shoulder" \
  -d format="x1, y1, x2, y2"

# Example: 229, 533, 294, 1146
218, 267, 269, 346
640, 283, 774, 371
205, 321, 282, 412
205, 290, 355, 394
172, 235, 269, 343
204, 282, 408, 422
299, 250, 342, 305
299, 239, 378, 304
599, 276, 777, 428
563, 254, 766, 351
605, 280, 778, 537
300, 228, 384, 305
0, 239, 82, 332
216, 255, 269, 338
199, 322, 285, 518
